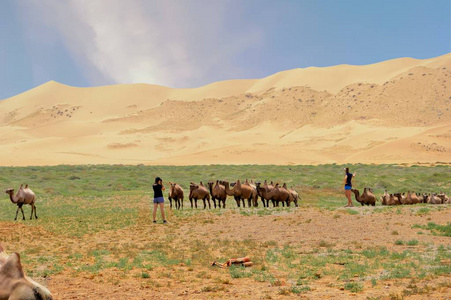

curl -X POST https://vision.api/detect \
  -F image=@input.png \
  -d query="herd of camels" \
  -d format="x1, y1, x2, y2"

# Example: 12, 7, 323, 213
349, 188, 449, 206
167, 179, 300, 210
3, 180, 450, 220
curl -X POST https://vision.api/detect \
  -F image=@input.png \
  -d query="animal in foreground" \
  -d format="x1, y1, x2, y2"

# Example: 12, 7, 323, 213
189, 182, 211, 209
5, 184, 38, 220
351, 188, 376, 206
168, 182, 184, 210
0, 243, 53, 300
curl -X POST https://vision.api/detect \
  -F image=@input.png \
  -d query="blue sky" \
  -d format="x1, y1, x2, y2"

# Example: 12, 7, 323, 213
0, 0, 449, 100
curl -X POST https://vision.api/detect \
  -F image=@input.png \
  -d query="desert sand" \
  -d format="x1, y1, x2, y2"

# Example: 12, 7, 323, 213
0, 53, 450, 166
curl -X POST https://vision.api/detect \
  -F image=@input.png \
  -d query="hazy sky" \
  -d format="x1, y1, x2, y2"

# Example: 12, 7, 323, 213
0, 0, 450, 100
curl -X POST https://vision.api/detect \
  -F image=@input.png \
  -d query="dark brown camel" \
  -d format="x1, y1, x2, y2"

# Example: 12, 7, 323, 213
168, 182, 184, 210
207, 180, 227, 208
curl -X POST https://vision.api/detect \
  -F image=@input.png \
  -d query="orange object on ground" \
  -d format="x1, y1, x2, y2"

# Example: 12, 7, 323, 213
211, 256, 252, 268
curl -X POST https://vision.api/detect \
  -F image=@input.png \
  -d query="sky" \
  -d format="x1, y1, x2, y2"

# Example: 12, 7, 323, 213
0, 0, 450, 100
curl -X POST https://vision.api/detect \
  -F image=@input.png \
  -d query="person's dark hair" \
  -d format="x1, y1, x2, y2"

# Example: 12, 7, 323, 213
345, 167, 349, 173
155, 176, 162, 184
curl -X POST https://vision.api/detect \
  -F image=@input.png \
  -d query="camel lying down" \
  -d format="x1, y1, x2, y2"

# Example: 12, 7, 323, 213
0, 243, 53, 300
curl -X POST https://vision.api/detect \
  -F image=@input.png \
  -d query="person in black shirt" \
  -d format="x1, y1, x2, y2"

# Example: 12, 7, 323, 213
152, 177, 167, 223
343, 167, 356, 207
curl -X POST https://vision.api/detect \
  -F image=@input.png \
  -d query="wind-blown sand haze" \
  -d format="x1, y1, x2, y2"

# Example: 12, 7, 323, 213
1, 53, 450, 166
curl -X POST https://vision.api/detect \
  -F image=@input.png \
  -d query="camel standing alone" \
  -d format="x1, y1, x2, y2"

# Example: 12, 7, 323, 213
5, 184, 38, 220
168, 182, 184, 210
0, 244, 53, 300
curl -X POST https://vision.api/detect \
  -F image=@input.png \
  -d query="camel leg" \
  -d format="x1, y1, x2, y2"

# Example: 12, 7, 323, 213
20, 207, 25, 220
34, 204, 38, 219
235, 197, 240, 208
169, 198, 173, 209
247, 198, 251, 207
242, 199, 246, 208
207, 198, 211, 209
222, 199, 226, 209
195, 199, 198, 209
30, 204, 34, 220
14, 206, 20, 221
202, 199, 206, 209
212, 198, 217, 209
295, 200, 298, 207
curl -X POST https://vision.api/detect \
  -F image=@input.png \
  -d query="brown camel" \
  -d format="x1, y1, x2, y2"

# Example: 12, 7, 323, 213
351, 188, 376, 206
221, 180, 256, 208
168, 182, 184, 210
207, 181, 227, 208
266, 183, 291, 207
406, 191, 421, 204
189, 182, 211, 209
5, 184, 38, 220
256, 180, 276, 207
0, 243, 53, 300
386, 194, 401, 206
394, 193, 408, 205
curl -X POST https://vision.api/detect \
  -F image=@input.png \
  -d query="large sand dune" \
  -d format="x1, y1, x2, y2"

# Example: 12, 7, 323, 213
1, 53, 450, 166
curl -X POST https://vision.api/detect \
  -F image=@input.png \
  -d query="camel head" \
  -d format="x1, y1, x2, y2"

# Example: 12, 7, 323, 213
0, 244, 53, 300
351, 188, 360, 196
5, 188, 14, 195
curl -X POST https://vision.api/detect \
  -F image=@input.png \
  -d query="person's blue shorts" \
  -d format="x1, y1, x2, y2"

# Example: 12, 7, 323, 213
153, 197, 164, 204
344, 185, 352, 190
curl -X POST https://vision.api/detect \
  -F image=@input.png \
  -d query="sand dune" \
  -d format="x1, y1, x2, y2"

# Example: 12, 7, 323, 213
0, 53, 450, 166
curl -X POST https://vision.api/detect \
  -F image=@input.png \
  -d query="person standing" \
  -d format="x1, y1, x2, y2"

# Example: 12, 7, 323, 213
152, 177, 167, 223
343, 167, 356, 207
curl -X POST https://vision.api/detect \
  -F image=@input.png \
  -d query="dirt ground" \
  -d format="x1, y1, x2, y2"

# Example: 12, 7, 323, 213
1, 205, 450, 299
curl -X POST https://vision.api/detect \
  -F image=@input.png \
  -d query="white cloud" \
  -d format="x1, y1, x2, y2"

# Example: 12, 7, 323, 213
18, 0, 264, 88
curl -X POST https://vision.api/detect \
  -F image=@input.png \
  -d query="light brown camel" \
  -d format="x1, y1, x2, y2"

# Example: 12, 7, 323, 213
207, 181, 227, 208
244, 179, 259, 207
380, 190, 389, 205
437, 192, 449, 204
266, 183, 291, 207
5, 184, 38, 220
0, 243, 53, 300
168, 182, 184, 210
428, 193, 443, 204
282, 183, 299, 207
351, 188, 376, 206
189, 182, 211, 209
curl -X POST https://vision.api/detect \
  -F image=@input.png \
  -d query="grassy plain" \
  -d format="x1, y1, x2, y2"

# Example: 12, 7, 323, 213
0, 164, 450, 299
